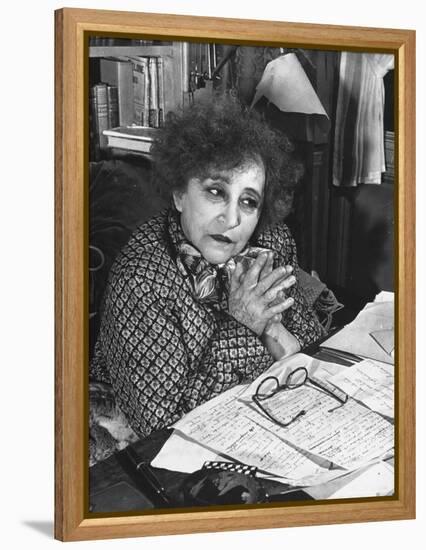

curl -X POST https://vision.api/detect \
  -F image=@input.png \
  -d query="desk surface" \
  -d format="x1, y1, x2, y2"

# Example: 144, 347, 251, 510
89, 337, 394, 514
89, 429, 393, 513
89, 428, 321, 513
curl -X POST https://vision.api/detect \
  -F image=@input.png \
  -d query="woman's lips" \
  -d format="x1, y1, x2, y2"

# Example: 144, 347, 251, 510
210, 234, 233, 244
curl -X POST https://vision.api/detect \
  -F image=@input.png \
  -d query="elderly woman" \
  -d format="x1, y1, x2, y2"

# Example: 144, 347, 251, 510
90, 99, 324, 439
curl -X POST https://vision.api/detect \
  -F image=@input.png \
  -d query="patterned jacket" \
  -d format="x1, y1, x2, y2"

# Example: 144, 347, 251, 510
90, 209, 323, 437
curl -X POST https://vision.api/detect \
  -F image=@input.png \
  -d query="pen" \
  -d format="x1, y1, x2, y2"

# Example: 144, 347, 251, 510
315, 349, 354, 367
319, 346, 364, 363
124, 446, 173, 506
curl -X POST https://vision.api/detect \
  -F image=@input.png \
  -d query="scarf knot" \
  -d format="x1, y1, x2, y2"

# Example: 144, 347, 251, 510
176, 241, 272, 303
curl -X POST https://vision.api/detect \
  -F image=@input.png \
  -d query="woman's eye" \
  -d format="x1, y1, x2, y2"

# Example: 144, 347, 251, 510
241, 197, 259, 210
207, 187, 224, 198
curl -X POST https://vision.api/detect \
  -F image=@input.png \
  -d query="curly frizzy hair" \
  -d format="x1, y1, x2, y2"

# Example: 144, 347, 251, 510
150, 98, 302, 229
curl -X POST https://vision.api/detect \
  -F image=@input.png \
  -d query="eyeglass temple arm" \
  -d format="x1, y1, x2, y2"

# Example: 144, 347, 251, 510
252, 395, 306, 428
308, 376, 348, 403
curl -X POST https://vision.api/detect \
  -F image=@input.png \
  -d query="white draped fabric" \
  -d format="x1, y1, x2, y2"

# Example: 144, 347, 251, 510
333, 52, 394, 186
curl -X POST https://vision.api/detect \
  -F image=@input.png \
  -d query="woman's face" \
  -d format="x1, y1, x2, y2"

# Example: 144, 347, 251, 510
173, 160, 265, 264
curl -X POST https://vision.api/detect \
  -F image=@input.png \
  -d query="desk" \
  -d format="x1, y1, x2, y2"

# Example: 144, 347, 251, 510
89, 429, 393, 513
89, 427, 323, 512
89, 428, 182, 512
89, 346, 394, 513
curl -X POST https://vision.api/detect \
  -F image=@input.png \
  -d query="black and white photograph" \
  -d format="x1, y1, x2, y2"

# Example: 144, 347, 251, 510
1, 0, 423, 546
87, 37, 396, 513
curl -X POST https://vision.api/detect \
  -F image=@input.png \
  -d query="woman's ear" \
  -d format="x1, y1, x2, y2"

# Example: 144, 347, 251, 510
172, 190, 183, 212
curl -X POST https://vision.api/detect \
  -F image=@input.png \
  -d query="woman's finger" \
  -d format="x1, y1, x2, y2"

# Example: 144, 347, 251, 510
262, 275, 296, 302
267, 296, 295, 315
266, 290, 285, 307
230, 261, 243, 291
273, 264, 293, 282
253, 265, 290, 295
243, 252, 269, 287
258, 251, 274, 281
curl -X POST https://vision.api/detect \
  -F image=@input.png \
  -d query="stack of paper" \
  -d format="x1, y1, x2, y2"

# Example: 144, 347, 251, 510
321, 292, 394, 364
153, 352, 394, 492
328, 359, 394, 419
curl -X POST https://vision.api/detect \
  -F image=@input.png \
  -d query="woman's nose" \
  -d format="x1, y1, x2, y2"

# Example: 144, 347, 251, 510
221, 202, 241, 228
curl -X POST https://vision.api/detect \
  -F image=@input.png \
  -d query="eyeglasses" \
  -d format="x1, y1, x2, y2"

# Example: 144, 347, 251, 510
252, 366, 348, 428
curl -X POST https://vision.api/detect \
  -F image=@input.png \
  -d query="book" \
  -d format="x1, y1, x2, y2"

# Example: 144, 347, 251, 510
89, 86, 99, 160
103, 126, 158, 153
148, 57, 159, 128
129, 57, 149, 127
103, 126, 158, 140
106, 85, 119, 129
104, 136, 152, 153
100, 57, 134, 126
91, 83, 109, 149
157, 57, 165, 127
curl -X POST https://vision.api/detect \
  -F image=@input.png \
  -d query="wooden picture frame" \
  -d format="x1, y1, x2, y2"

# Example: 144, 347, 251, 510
55, 7, 415, 542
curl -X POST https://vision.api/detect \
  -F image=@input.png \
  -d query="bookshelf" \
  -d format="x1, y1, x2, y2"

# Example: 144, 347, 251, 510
89, 41, 189, 160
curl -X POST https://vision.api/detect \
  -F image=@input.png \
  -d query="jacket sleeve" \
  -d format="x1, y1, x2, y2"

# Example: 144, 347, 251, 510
97, 270, 191, 437
268, 224, 325, 348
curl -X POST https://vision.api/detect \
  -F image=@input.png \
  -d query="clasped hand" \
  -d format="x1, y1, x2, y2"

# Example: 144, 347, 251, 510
228, 252, 296, 336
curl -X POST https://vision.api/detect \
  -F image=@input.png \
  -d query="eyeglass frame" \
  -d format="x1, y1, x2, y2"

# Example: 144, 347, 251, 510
252, 366, 348, 429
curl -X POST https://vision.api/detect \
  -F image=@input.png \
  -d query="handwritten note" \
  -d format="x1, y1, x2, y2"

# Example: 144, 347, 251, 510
241, 383, 394, 471
173, 385, 329, 482
173, 374, 393, 479
329, 360, 394, 419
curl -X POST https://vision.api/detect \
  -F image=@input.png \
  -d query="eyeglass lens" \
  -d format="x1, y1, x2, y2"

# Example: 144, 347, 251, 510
256, 367, 308, 399
285, 367, 308, 388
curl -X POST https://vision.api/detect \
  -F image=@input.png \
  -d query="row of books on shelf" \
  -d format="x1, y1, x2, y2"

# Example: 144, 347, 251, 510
90, 54, 167, 157
101, 55, 165, 128
89, 85, 156, 156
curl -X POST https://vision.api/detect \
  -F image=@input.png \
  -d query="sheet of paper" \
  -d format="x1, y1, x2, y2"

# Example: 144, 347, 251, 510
242, 353, 349, 399
322, 301, 394, 364
153, 425, 355, 487
372, 291, 394, 303
173, 385, 330, 482
243, 353, 317, 396
311, 361, 347, 379
370, 329, 394, 357
239, 385, 394, 471
151, 430, 220, 473
158, 348, 393, 487
152, 427, 360, 490
325, 461, 394, 499
174, 373, 393, 477
329, 360, 394, 419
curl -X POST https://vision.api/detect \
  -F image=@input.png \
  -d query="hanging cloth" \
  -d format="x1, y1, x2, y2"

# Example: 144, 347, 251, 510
333, 52, 394, 186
